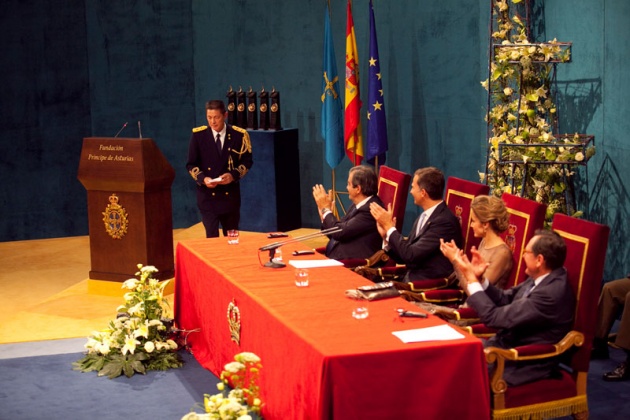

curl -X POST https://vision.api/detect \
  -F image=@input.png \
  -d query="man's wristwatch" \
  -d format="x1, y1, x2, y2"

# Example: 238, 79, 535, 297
320, 207, 331, 216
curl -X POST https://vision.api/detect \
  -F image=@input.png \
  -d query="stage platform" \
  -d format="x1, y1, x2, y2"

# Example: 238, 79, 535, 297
0, 224, 325, 344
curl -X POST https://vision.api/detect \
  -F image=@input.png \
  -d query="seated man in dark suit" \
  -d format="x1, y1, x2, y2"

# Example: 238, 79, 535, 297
369, 166, 462, 281
312, 165, 384, 260
444, 229, 575, 386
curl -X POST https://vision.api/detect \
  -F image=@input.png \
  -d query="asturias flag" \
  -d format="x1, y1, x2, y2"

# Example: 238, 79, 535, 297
366, 0, 387, 165
344, 0, 363, 165
321, 3, 344, 169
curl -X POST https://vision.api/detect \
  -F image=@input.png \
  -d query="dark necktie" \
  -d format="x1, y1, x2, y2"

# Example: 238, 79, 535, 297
344, 205, 357, 220
215, 133, 222, 154
522, 281, 536, 298
326, 206, 356, 256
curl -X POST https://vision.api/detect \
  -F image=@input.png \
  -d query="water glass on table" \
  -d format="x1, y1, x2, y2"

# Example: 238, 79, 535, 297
227, 229, 239, 244
294, 268, 309, 287
351, 296, 369, 319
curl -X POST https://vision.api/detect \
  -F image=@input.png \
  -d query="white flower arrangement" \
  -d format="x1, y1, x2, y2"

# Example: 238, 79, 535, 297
73, 264, 183, 379
183, 352, 263, 420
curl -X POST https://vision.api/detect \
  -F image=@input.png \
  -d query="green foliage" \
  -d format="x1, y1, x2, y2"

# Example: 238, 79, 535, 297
73, 264, 183, 379
483, 0, 593, 219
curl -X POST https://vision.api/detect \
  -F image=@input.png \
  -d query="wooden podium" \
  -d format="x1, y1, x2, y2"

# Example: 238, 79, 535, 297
77, 137, 175, 281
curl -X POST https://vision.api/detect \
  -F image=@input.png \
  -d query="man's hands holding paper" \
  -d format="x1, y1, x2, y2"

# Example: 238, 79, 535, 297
204, 172, 234, 188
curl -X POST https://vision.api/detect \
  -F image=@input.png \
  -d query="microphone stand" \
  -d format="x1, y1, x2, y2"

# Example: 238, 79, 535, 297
259, 227, 342, 268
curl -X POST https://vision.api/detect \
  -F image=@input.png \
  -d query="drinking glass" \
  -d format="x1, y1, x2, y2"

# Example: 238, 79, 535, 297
351, 296, 369, 319
227, 230, 239, 244
294, 268, 309, 287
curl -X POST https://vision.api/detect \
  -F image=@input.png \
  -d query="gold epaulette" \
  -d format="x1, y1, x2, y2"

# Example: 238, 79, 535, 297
231, 125, 252, 154
192, 125, 208, 133
231, 125, 247, 134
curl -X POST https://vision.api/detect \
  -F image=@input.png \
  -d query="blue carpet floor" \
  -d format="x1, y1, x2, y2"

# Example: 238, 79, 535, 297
0, 339, 629, 419
0, 344, 219, 420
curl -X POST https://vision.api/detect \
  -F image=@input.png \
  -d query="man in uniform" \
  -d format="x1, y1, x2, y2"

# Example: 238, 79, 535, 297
186, 99, 253, 238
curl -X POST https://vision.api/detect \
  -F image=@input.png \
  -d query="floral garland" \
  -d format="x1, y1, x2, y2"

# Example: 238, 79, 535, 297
182, 352, 263, 420
483, 0, 595, 219
73, 264, 183, 379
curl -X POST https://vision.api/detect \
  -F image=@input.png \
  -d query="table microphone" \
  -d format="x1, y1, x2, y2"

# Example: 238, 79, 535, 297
259, 227, 342, 268
138, 121, 143, 138
114, 122, 128, 138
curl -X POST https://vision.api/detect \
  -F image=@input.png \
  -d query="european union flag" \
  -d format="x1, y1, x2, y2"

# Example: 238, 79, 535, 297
366, 0, 387, 165
321, 4, 344, 169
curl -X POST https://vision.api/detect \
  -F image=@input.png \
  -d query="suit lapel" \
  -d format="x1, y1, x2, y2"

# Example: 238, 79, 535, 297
408, 217, 421, 242
342, 205, 357, 221
410, 203, 443, 242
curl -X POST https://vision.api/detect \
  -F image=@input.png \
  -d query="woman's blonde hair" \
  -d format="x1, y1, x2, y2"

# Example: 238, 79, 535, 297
471, 195, 510, 233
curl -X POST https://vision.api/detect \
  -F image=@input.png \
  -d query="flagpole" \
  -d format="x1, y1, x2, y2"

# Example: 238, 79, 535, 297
331, 168, 339, 218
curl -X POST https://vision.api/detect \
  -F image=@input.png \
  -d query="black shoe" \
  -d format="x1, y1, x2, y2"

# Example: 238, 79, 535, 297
603, 362, 630, 381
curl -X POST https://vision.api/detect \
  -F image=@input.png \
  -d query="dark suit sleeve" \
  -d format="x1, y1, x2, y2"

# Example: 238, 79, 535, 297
387, 206, 461, 265
321, 206, 377, 242
467, 272, 571, 331
228, 126, 253, 181
186, 131, 205, 185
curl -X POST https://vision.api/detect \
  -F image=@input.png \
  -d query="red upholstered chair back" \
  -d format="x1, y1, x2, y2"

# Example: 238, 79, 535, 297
377, 166, 411, 232
552, 213, 610, 373
444, 177, 490, 256
500, 193, 547, 288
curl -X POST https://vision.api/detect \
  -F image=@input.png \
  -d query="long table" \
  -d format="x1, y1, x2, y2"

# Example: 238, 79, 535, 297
174, 234, 490, 419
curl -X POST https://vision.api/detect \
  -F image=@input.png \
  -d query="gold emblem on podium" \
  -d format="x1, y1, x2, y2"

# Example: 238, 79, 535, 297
259, 103, 268, 112
228, 102, 235, 112
102, 193, 129, 239
237, 103, 245, 112
227, 299, 241, 345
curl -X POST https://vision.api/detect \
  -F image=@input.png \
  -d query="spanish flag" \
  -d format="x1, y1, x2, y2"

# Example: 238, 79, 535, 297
344, 0, 363, 165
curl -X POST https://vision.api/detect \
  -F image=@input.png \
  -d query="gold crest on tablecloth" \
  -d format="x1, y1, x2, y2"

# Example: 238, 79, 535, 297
227, 299, 241, 345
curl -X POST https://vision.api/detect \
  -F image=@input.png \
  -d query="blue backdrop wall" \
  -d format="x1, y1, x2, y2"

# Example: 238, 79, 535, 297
0, 0, 627, 280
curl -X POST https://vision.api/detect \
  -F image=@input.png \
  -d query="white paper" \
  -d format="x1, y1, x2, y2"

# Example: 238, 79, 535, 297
209, 177, 223, 183
288, 259, 344, 269
392, 324, 465, 343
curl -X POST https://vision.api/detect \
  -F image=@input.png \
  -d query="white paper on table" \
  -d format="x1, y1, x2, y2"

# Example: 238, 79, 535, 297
392, 324, 465, 343
288, 259, 344, 269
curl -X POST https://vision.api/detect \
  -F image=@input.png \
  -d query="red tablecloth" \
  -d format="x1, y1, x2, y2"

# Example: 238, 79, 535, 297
174, 234, 490, 419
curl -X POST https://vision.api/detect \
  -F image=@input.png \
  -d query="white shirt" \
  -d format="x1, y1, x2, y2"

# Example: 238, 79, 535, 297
211, 125, 227, 149
385, 201, 442, 243
321, 195, 372, 219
